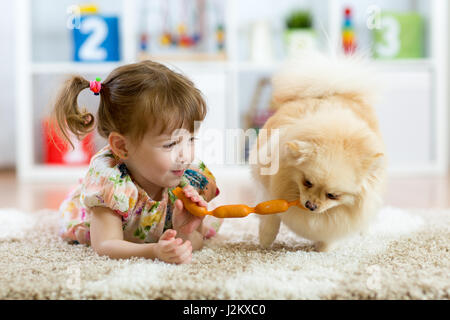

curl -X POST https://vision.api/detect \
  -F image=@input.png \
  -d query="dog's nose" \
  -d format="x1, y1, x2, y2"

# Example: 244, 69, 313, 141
305, 201, 317, 211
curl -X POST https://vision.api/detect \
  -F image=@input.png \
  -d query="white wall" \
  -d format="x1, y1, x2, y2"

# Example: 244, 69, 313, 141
0, 0, 15, 167
448, 1, 450, 166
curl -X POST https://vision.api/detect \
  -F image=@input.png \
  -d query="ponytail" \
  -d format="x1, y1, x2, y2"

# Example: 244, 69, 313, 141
51, 75, 96, 150
51, 60, 208, 152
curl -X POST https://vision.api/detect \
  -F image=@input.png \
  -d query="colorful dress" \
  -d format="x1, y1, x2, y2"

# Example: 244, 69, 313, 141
59, 145, 223, 245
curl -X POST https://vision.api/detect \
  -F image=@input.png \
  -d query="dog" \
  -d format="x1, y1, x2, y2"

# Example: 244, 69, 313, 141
249, 53, 387, 252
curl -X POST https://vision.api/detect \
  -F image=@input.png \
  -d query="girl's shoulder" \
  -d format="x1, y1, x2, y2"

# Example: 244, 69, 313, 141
88, 144, 119, 170
80, 145, 139, 215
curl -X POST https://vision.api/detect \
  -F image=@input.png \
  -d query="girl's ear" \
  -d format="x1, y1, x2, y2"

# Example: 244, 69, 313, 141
109, 132, 129, 159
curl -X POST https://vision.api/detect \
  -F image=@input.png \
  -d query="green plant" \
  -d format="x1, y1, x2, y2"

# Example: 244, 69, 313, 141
286, 10, 312, 29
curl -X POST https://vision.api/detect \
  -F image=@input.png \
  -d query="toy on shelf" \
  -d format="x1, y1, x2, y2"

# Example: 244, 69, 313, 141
243, 77, 275, 161
71, 4, 120, 62
372, 11, 424, 59
216, 24, 225, 51
342, 7, 357, 55
140, 33, 149, 52
43, 118, 95, 166
284, 10, 316, 57
159, 0, 203, 48
172, 187, 303, 218
139, 0, 225, 60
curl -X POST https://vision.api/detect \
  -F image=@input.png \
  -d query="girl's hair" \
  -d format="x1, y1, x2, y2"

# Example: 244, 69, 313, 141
52, 60, 207, 149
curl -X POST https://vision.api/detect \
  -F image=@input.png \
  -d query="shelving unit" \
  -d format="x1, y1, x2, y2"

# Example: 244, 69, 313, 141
15, 0, 448, 183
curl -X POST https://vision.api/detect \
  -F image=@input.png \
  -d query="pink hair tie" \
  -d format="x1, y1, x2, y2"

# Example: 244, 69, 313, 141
89, 77, 102, 95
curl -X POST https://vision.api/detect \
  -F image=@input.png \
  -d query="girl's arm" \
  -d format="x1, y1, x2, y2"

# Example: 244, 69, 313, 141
171, 195, 205, 251
90, 206, 192, 263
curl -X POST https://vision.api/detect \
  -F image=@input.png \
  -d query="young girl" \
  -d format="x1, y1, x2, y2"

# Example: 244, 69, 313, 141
54, 60, 223, 264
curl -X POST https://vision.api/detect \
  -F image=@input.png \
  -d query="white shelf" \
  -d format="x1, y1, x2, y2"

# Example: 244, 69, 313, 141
15, 0, 449, 182
236, 58, 434, 73
236, 61, 282, 73
29, 58, 434, 76
31, 61, 230, 75
372, 58, 434, 71
31, 62, 123, 74
27, 165, 88, 182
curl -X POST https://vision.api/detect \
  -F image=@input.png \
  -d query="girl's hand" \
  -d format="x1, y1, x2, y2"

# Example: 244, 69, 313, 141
172, 185, 207, 234
155, 229, 192, 264
183, 185, 208, 207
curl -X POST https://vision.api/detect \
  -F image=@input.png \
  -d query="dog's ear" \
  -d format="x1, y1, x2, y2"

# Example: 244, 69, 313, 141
363, 152, 386, 174
285, 140, 314, 164
371, 152, 385, 169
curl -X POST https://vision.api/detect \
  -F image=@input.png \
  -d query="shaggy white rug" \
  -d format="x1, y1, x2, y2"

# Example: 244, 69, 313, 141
0, 206, 448, 299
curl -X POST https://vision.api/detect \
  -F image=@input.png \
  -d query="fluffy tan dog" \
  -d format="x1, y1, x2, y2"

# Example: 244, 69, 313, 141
249, 54, 387, 252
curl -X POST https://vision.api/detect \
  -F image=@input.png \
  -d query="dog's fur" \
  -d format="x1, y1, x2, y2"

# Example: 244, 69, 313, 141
250, 54, 387, 252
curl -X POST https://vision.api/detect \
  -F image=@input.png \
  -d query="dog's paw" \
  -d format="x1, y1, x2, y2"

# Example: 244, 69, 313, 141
258, 215, 281, 249
259, 234, 275, 249
314, 241, 332, 252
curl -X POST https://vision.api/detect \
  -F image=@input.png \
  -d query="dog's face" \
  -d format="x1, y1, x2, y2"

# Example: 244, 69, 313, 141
279, 117, 384, 215
292, 145, 362, 213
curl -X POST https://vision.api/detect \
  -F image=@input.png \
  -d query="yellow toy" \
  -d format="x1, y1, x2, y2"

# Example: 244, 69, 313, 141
172, 187, 303, 218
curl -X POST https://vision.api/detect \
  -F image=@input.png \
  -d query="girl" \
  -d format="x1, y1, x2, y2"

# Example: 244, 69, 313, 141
54, 60, 223, 264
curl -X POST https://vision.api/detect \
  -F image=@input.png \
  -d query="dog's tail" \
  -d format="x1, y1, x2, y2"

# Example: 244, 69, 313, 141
271, 52, 380, 108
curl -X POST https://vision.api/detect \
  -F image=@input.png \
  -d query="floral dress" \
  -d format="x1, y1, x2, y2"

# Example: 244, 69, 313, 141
59, 145, 223, 245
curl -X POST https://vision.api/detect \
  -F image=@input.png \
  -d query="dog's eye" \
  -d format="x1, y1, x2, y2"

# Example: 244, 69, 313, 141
303, 180, 313, 188
326, 193, 338, 200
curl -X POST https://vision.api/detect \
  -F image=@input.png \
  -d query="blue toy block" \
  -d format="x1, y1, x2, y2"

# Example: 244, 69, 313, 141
73, 15, 121, 62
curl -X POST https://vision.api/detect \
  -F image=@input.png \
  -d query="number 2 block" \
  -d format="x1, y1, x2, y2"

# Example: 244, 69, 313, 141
72, 15, 121, 62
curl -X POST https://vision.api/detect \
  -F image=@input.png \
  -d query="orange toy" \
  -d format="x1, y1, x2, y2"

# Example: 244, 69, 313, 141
172, 187, 302, 218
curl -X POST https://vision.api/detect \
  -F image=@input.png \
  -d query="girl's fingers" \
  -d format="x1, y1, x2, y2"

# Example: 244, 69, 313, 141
174, 242, 193, 262
159, 229, 176, 241
182, 186, 208, 208
178, 239, 192, 253
188, 194, 207, 207
161, 237, 183, 253
175, 199, 183, 211
178, 249, 192, 264
169, 242, 192, 262
183, 185, 194, 195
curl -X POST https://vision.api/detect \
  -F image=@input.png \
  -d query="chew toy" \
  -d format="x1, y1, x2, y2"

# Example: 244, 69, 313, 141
172, 187, 302, 218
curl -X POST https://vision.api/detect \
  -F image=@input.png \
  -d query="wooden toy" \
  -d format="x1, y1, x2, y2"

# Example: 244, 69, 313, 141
172, 187, 303, 218
342, 7, 357, 54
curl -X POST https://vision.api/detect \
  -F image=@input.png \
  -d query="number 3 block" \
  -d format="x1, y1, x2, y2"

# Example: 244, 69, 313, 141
372, 12, 424, 59
72, 15, 120, 62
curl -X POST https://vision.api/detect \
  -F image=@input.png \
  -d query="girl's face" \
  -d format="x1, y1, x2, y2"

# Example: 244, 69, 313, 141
125, 127, 196, 199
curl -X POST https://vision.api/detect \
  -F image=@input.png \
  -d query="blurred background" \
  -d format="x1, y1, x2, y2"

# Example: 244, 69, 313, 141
0, 0, 449, 211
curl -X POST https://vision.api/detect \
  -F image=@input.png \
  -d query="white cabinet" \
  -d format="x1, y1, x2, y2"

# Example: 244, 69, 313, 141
376, 69, 433, 170
14, 0, 448, 182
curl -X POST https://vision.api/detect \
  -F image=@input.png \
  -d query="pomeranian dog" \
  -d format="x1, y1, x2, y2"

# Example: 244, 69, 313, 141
249, 53, 387, 252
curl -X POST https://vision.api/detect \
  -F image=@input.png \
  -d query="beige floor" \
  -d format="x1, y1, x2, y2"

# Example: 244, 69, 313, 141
1, 169, 450, 211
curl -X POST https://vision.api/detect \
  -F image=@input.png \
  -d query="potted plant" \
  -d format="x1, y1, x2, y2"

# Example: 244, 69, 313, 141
284, 10, 316, 57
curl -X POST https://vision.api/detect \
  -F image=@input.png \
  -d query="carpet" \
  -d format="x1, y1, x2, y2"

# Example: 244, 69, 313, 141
0, 206, 448, 300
